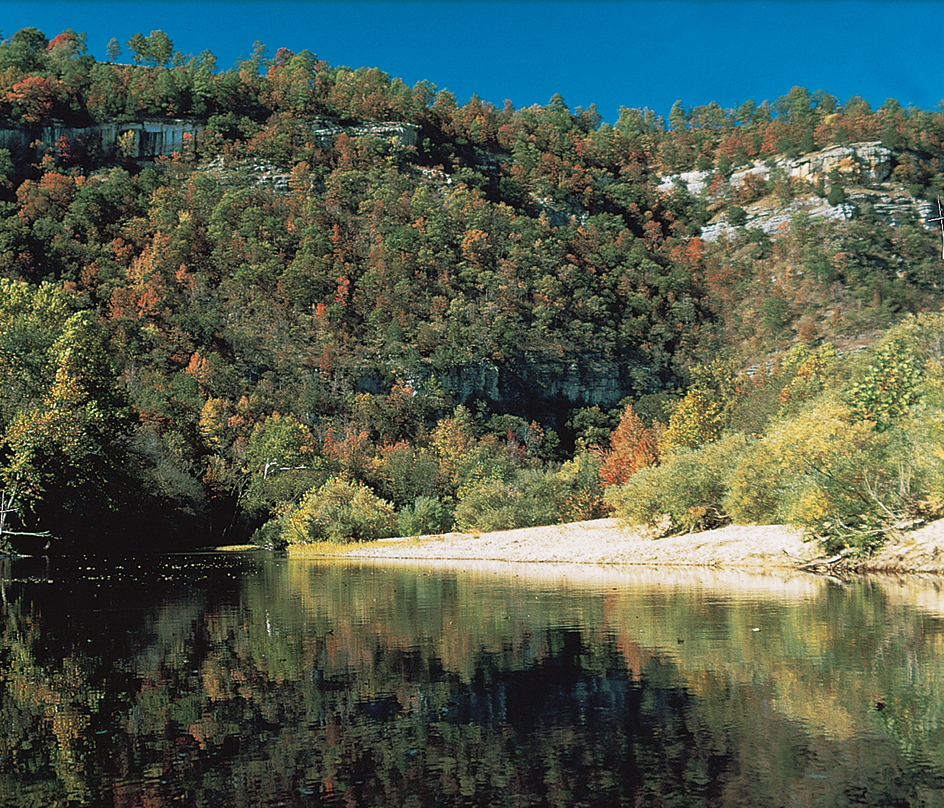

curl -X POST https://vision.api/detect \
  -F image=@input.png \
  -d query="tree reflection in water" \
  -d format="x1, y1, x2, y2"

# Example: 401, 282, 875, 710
0, 555, 942, 807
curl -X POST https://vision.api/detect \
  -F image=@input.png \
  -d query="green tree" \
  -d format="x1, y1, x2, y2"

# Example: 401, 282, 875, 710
669, 100, 688, 131
105, 37, 121, 62
146, 30, 173, 67
241, 412, 330, 518
1, 312, 134, 538
126, 32, 148, 65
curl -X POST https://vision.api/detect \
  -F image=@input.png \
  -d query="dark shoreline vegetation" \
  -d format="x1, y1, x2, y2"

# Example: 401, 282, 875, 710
0, 27, 944, 555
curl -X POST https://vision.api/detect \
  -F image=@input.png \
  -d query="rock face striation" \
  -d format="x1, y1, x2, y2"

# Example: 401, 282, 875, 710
0, 119, 202, 160
0, 118, 419, 162
357, 352, 648, 433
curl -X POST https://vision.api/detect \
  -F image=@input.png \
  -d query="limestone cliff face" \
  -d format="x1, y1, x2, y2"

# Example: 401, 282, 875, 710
0, 119, 202, 160
496, 352, 638, 416
381, 352, 644, 429
0, 118, 419, 161
659, 141, 934, 241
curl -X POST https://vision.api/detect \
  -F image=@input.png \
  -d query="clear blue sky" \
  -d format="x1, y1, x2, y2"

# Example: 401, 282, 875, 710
4, 1, 942, 123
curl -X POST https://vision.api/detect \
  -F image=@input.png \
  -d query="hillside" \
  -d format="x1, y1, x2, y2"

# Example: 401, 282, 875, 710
0, 27, 943, 551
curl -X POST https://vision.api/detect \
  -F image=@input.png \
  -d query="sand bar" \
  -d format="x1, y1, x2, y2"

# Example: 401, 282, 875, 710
334, 517, 944, 574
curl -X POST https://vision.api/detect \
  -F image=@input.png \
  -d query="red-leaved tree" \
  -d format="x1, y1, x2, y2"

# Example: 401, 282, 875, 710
594, 404, 662, 487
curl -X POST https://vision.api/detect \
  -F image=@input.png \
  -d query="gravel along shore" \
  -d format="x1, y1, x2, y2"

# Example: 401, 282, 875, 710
336, 517, 944, 573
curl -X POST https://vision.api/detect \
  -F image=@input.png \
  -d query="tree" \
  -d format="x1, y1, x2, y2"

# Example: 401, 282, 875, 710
241, 412, 329, 517
725, 401, 886, 553
282, 476, 396, 544
0, 279, 74, 426
126, 33, 148, 65
430, 405, 477, 498
849, 343, 923, 431
7, 76, 58, 125
595, 404, 662, 487
46, 29, 84, 64
1, 312, 134, 538
105, 37, 121, 63
146, 30, 173, 67
1, 27, 48, 71
669, 100, 688, 131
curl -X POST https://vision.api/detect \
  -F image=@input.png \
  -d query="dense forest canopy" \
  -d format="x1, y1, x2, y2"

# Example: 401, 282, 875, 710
0, 26, 943, 551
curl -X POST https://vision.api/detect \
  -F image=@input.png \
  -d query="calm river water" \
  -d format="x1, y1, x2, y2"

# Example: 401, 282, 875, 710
2, 552, 944, 807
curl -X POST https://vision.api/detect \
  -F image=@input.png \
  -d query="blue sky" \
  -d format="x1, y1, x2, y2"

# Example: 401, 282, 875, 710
4, 1, 943, 123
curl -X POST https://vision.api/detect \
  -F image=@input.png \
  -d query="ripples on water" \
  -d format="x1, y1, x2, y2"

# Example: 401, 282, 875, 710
1, 553, 944, 807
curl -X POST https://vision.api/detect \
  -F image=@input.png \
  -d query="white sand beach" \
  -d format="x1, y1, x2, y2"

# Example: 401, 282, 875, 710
333, 517, 944, 573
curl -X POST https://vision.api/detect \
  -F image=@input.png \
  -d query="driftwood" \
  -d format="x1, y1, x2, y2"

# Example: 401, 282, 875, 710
0, 492, 56, 554
800, 546, 857, 572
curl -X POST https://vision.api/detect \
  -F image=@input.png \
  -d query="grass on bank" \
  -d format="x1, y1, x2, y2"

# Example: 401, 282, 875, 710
286, 534, 429, 557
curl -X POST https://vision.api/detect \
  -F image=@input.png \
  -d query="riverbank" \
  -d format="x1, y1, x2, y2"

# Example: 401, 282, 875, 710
318, 517, 944, 573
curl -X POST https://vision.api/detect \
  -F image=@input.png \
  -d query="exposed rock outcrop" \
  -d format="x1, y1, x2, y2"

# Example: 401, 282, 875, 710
0, 119, 202, 160
362, 352, 648, 431
701, 191, 933, 241
659, 141, 935, 241
308, 118, 419, 149
0, 117, 419, 162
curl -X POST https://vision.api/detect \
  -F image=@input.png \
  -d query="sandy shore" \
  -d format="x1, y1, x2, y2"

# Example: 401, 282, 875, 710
335, 517, 944, 573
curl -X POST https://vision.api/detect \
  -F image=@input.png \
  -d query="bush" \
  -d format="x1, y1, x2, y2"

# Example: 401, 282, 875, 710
281, 476, 397, 544
606, 432, 751, 535
454, 468, 564, 533
454, 479, 523, 532
372, 443, 441, 507
725, 400, 889, 554
555, 451, 610, 521
251, 518, 285, 550
397, 496, 452, 537
727, 205, 748, 226
847, 341, 923, 431
827, 184, 846, 206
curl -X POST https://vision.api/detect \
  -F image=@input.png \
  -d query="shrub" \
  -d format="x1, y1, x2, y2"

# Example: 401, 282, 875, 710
282, 476, 397, 544
847, 342, 923, 431
397, 496, 452, 537
372, 442, 440, 507
606, 432, 751, 535
454, 478, 524, 533
454, 469, 563, 533
250, 518, 285, 549
555, 451, 610, 521
725, 400, 889, 554
827, 184, 846, 206
727, 205, 748, 226
659, 359, 739, 455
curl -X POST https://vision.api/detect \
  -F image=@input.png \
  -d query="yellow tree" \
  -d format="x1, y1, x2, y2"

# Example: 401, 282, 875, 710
660, 359, 740, 455
430, 405, 476, 498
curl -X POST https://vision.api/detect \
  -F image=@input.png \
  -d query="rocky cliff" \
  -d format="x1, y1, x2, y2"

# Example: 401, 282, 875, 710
659, 141, 935, 240
0, 118, 419, 162
354, 351, 650, 434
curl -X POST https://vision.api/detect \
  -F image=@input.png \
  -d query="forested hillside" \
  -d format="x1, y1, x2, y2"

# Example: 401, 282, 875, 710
1, 26, 943, 551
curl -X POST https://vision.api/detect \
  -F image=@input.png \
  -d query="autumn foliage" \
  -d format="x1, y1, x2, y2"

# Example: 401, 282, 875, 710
0, 26, 941, 550
595, 405, 662, 487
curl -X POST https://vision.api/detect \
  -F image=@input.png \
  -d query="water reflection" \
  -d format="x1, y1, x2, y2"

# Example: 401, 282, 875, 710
1, 554, 944, 806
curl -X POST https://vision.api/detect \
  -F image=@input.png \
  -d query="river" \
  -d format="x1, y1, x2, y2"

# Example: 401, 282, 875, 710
1, 552, 944, 807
